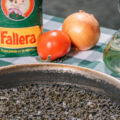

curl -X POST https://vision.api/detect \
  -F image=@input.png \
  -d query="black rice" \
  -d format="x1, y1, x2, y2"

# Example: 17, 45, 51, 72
0, 84, 120, 120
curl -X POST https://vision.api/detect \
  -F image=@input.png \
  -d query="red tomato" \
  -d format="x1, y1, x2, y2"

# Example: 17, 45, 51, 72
37, 30, 71, 61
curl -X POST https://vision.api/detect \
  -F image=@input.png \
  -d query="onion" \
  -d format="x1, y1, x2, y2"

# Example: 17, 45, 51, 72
62, 10, 100, 50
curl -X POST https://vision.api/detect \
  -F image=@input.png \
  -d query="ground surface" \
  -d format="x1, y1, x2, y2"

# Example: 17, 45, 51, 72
43, 0, 120, 29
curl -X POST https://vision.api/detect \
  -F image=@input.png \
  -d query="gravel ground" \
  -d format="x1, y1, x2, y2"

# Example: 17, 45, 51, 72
43, 0, 120, 29
0, 84, 120, 120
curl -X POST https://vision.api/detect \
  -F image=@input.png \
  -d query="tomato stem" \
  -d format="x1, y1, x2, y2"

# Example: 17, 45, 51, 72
36, 55, 52, 62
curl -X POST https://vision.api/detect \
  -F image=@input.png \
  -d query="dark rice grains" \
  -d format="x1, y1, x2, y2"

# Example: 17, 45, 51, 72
0, 84, 120, 120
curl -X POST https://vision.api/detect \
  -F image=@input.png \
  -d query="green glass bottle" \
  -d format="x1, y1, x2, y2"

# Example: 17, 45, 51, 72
103, 30, 120, 74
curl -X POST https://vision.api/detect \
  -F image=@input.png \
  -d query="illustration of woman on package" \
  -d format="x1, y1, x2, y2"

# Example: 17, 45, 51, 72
8, 0, 25, 20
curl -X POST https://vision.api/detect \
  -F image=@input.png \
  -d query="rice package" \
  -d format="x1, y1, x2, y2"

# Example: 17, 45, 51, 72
0, 0, 43, 57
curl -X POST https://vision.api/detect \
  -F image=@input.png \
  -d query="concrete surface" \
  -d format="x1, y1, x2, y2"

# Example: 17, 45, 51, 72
43, 0, 120, 29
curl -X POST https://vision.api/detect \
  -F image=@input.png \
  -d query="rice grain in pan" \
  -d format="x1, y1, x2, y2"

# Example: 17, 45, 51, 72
0, 84, 120, 119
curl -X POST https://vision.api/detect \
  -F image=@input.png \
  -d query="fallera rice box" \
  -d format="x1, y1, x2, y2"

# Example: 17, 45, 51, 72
0, 0, 43, 57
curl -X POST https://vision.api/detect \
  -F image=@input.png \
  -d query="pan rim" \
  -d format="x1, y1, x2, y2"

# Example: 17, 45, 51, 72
0, 63, 119, 87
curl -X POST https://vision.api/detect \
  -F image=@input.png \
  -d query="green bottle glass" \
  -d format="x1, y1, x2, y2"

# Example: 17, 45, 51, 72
103, 30, 120, 74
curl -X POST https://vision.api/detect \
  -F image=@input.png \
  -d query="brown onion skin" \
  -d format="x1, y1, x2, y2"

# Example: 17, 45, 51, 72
62, 11, 100, 50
